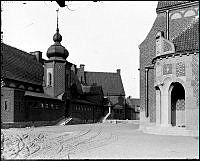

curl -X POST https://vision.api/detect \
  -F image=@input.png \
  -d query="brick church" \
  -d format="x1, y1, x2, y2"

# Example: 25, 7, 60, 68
1, 12, 125, 127
139, 1, 199, 132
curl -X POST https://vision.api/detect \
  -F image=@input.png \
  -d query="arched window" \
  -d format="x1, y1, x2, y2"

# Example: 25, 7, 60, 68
48, 72, 52, 86
184, 10, 196, 17
4, 100, 8, 111
170, 12, 182, 20
47, 68, 53, 87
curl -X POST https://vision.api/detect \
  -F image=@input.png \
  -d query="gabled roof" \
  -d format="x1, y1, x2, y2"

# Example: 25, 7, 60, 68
84, 71, 125, 96
172, 18, 199, 52
1, 43, 44, 85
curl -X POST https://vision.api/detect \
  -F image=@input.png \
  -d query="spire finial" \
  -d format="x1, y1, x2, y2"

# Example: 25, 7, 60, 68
56, 8, 59, 32
53, 8, 62, 43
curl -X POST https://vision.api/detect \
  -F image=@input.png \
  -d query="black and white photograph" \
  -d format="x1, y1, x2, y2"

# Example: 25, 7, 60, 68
1, 1, 199, 159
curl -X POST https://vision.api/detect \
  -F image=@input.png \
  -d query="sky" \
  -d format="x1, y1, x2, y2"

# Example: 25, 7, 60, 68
1, 1, 158, 98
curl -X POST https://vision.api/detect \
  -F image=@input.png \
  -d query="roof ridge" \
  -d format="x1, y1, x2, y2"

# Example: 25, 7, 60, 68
172, 17, 199, 42
2, 42, 36, 58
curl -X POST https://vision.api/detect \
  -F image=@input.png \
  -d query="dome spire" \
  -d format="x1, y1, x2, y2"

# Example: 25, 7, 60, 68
56, 8, 59, 32
53, 8, 62, 43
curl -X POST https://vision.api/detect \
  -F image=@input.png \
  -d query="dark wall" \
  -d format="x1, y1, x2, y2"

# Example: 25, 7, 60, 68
24, 97, 64, 122
69, 102, 103, 123
1, 87, 15, 122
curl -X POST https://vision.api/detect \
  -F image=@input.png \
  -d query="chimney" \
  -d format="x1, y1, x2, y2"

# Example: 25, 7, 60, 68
80, 64, 85, 70
30, 51, 42, 63
117, 69, 120, 74
79, 64, 85, 84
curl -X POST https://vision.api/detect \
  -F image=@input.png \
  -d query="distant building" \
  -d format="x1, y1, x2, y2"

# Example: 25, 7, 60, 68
125, 97, 140, 120
77, 66, 126, 120
139, 1, 199, 131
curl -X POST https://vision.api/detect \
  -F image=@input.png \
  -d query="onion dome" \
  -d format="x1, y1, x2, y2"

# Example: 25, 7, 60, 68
46, 9, 69, 60
46, 28, 69, 60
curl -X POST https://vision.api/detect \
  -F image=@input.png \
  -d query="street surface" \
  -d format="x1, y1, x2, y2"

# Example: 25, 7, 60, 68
1, 122, 199, 159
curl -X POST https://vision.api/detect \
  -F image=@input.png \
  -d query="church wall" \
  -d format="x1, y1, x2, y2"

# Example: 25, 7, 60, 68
44, 62, 54, 97
1, 87, 15, 123
14, 89, 26, 122
186, 53, 199, 129
69, 103, 103, 124
140, 2, 198, 124
54, 62, 66, 97
155, 52, 199, 129
139, 12, 166, 123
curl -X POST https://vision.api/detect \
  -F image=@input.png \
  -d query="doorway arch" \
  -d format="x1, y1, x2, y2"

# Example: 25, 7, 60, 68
170, 82, 185, 126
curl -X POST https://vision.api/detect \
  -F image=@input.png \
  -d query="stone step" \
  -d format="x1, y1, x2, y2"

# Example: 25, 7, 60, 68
142, 126, 198, 137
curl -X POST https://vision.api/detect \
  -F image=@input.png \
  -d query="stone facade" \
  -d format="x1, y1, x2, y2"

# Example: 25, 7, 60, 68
139, 1, 199, 131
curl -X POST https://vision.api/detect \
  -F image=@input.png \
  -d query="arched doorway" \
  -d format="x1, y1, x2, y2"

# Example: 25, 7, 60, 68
170, 82, 185, 126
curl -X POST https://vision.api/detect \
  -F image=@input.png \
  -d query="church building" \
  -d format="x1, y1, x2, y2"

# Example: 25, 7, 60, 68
1, 10, 125, 127
139, 1, 199, 133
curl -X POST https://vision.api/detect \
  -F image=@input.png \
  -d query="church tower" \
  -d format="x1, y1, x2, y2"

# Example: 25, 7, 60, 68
44, 9, 71, 98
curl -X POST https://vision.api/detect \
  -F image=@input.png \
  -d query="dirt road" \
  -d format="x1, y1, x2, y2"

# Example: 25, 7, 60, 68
1, 123, 198, 159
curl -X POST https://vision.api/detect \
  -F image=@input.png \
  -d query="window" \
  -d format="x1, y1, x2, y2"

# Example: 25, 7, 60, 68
33, 102, 38, 108
41, 103, 44, 108
45, 103, 49, 108
184, 10, 196, 17
51, 104, 54, 109
20, 102, 23, 112
48, 72, 52, 86
81, 76, 83, 83
28, 87, 33, 91
4, 100, 8, 111
47, 68, 53, 87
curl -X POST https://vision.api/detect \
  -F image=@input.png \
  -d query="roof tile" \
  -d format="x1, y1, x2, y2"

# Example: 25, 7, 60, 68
85, 71, 125, 96
1, 43, 44, 85
172, 18, 199, 52
156, 1, 195, 10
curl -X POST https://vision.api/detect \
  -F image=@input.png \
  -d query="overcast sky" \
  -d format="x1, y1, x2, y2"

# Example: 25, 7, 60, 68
2, 1, 158, 98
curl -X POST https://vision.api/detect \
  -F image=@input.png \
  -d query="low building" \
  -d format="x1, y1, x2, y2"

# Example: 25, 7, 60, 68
1, 43, 65, 127
125, 97, 140, 120
77, 65, 126, 120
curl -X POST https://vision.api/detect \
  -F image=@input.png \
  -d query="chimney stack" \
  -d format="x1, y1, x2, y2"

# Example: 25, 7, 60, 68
117, 69, 120, 74
30, 51, 42, 63
80, 64, 85, 70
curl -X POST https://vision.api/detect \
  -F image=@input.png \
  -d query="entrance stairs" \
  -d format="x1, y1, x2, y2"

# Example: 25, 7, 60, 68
100, 112, 111, 123
56, 117, 72, 125
140, 124, 198, 137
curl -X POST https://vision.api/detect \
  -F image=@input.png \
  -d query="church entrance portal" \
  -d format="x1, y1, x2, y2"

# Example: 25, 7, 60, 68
170, 82, 185, 127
